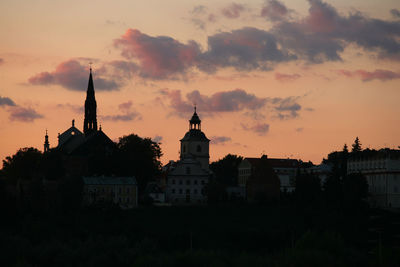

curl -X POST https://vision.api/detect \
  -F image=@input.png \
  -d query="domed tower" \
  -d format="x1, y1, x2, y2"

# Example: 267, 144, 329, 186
180, 107, 210, 170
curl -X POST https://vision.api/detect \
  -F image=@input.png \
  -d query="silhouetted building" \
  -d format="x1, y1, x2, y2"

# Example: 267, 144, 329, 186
52, 69, 116, 175
239, 156, 301, 194
348, 149, 400, 208
82, 176, 138, 209
244, 156, 280, 202
166, 108, 210, 204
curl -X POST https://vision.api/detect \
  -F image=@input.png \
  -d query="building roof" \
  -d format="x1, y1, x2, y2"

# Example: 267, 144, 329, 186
83, 176, 137, 185
180, 129, 210, 142
243, 157, 301, 168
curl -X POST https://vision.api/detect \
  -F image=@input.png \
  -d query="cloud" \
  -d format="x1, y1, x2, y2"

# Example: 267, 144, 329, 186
261, 0, 289, 21
8, 106, 43, 122
56, 103, 82, 113
210, 136, 232, 145
241, 123, 270, 135
296, 127, 304, 132
275, 72, 301, 82
160, 88, 267, 114
114, 29, 201, 79
101, 101, 142, 122
28, 59, 120, 91
391, 9, 400, 19
111, 1, 400, 80
0, 58, 3, 65
199, 27, 294, 73
152, 135, 163, 143
191, 5, 207, 15
101, 112, 141, 122
221, 3, 245, 19
0, 96, 16, 107
336, 69, 400, 81
270, 96, 301, 119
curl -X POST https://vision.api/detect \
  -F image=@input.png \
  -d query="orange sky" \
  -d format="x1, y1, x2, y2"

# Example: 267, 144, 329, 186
1, 0, 400, 165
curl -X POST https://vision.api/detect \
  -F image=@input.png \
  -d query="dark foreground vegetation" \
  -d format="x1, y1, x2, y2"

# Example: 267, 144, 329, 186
1, 204, 399, 267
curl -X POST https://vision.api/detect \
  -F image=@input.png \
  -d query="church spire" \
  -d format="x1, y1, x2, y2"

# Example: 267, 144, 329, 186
44, 129, 50, 153
83, 67, 97, 136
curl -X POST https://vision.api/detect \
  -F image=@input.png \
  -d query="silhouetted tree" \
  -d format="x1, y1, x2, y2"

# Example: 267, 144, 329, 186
343, 143, 348, 153
114, 134, 162, 192
210, 154, 243, 186
295, 170, 321, 205
351, 137, 362, 152
2, 147, 42, 181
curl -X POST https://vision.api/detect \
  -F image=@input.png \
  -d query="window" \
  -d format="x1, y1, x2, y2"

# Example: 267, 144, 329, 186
201, 180, 205, 185
186, 167, 191, 174
172, 179, 176, 184
127, 197, 130, 203
179, 180, 183, 185
186, 189, 190, 194
194, 180, 198, 185
172, 189, 176, 194
127, 187, 130, 193
179, 189, 182, 194
183, 145, 186, 153
194, 189, 198, 194
197, 145, 201, 152
186, 180, 191, 185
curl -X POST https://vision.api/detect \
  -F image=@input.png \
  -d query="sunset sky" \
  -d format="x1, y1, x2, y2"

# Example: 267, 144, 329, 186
1, 0, 399, 165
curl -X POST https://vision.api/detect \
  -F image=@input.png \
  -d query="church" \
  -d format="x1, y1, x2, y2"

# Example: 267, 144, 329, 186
165, 108, 211, 204
45, 68, 116, 175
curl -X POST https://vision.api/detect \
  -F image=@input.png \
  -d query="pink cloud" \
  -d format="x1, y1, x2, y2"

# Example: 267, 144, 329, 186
8, 106, 43, 122
0, 58, 4, 65
160, 88, 267, 114
114, 29, 201, 79
210, 136, 232, 145
241, 123, 270, 135
221, 3, 245, 19
275, 72, 301, 82
336, 69, 400, 81
28, 59, 120, 91
261, 0, 289, 21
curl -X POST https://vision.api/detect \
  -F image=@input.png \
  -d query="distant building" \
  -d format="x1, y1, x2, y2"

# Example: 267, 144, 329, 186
144, 182, 166, 204
82, 176, 138, 209
238, 157, 301, 194
166, 108, 210, 204
347, 149, 400, 208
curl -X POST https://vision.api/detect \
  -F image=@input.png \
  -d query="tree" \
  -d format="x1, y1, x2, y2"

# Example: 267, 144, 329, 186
2, 147, 43, 181
342, 143, 348, 153
295, 170, 321, 205
210, 154, 243, 186
351, 137, 362, 152
114, 134, 162, 192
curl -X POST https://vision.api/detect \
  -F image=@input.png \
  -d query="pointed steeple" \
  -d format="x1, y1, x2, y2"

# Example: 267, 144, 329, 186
83, 67, 97, 136
44, 129, 50, 153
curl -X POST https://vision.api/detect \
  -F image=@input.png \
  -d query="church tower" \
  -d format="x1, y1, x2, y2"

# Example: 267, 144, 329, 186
44, 129, 50, 153
83, 67, 97, 136
180, 107, 210, 170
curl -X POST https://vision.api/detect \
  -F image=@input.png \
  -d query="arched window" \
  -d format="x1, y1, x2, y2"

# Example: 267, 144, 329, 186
183, 145, 186, 153
197, 145, 201, 152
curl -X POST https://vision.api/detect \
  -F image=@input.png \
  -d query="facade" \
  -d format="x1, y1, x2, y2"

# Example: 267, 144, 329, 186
238, 157, 300, 193
347, 149, 400, 208
166, 108, 210, 204
82, 176, 138, 209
